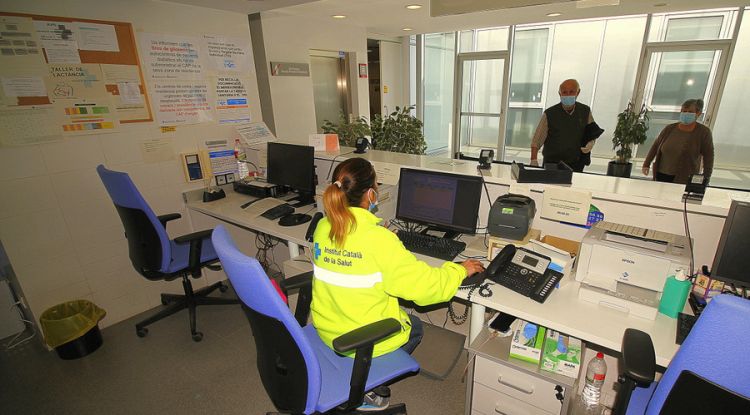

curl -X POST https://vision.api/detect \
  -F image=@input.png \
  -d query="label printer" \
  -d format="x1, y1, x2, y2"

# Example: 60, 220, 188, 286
576, 222, 691, 319
488, 194, 536, 240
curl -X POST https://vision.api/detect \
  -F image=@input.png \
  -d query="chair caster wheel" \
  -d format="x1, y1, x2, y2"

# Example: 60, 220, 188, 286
136, 327, 148, 337
219, 284, 229, 293
192, 332, 203, 342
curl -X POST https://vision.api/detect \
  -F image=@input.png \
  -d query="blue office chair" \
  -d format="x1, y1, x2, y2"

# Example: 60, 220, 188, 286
614, 294, 750, 414
97, 165, 238, 342
211, 225, 420, 414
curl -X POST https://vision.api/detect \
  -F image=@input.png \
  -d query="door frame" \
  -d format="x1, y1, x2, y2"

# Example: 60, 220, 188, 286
451, 50, 511, 158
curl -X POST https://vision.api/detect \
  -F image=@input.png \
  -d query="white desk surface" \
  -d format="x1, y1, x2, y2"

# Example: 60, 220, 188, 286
307, 146, 741, 217
186, 187, 680, 367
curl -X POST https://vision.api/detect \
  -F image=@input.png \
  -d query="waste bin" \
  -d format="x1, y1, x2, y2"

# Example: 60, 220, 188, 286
40, 300, 106, 360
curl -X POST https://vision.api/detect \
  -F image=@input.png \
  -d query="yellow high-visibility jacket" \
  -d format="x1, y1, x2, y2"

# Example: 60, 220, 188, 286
311, 207, 466, 357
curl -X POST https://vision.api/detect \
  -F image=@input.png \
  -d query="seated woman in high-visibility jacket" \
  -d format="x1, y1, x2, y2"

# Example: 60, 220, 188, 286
311, 157, 484, 359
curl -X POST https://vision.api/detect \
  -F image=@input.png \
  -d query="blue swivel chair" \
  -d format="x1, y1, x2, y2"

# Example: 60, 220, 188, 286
97, 165, 238, 342
211, 225, 420, 414
614, 294, 750, 414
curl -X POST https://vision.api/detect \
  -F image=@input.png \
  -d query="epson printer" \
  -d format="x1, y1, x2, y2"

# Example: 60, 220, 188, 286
576, 221, 691, 319
488, 194, 536, 240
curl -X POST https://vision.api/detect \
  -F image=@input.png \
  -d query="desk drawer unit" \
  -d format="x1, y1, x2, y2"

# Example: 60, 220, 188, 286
472, 383, 554, 415
474, 356, 563, 414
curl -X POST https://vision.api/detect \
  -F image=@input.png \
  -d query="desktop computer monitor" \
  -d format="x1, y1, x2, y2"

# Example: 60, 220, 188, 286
396, 168, 483, 237
267, 142, 315, 206
711, 200, 750, 288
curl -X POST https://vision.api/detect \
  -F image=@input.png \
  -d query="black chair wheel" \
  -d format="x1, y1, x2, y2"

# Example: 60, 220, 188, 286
219, 284, 229, 293
192, 332, 204, 342
136, 327, 148, 338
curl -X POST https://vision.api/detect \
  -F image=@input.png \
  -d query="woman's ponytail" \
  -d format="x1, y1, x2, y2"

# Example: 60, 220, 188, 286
323, 179, 356, 247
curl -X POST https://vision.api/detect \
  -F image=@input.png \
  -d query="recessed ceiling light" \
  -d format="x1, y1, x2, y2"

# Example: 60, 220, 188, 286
402, 28, 413, 31
654, 2, 668, 6
547, 12, 562, 17
331, 15, 346, 19
405, 4, 422, 10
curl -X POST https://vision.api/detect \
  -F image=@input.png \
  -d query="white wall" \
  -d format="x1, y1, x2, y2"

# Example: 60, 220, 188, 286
0, 0, 261, 329
260, 11, 370, 143
379, 40, 405, 115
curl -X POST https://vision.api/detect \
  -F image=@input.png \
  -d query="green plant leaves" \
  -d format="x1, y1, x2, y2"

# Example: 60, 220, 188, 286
612, 102, 650, 163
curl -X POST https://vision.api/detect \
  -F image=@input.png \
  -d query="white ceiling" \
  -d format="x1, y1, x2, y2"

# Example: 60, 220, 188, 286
166, 0, 748, 37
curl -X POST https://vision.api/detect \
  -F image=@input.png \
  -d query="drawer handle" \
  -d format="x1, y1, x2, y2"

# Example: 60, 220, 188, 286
494, 401, 531, 415
497, 375, 535, 394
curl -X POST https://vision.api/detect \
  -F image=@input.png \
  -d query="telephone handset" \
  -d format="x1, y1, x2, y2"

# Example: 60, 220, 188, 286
460, 244, 517, 288
305, 212, 324, 242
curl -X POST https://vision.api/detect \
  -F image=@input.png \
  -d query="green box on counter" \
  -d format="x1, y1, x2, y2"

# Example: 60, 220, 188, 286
540, 330, 582, 378
509, 319, 547, 364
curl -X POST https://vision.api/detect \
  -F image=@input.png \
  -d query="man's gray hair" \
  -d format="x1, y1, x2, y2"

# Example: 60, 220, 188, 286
682, 98, 704, 113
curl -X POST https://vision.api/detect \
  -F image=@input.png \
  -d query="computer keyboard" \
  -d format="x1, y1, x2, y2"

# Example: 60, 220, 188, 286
261, 203, 294, 220
595, 221, 675, 244
396, 230, 466, 261
676, 312, 698, 345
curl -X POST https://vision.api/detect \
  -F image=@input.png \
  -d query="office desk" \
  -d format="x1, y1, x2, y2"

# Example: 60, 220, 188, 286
185, 187, 680, 367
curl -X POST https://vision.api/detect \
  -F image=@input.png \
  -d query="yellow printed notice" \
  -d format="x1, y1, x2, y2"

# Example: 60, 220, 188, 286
161, 126, 176, 133
540, 186, 591, 225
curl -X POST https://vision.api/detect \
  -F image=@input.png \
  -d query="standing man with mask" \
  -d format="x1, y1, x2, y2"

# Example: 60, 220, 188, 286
530, 79, 596, 172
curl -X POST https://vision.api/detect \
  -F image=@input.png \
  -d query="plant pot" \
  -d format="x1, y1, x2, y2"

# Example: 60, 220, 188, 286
607, 161, 632, 178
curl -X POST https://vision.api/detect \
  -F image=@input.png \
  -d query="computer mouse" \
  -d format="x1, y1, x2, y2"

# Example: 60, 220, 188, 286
279, 213, 312, 227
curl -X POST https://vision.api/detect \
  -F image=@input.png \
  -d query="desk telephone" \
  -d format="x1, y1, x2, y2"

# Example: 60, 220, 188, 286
461, 244, 563, 303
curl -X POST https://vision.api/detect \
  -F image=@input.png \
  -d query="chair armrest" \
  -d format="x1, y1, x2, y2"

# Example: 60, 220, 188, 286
621, 328, 656, 385
158, 213, 182, 228
174, 229, 213, 276
333, 318, 402, 411
333, 318, 401, 354
173, 229, 213, 244
279, 271, 313, 291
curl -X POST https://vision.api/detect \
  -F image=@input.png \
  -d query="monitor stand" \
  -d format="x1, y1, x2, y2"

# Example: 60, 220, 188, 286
287, 191, 315, 208
422, 227, 459, 240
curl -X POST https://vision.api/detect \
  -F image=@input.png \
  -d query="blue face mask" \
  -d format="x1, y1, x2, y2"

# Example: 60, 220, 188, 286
679, 112, 697, 125
560, 95, 576, 107
368, 189, 379, 213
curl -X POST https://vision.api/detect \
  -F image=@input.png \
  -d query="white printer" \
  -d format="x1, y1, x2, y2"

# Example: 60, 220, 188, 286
575, 221, 691, 319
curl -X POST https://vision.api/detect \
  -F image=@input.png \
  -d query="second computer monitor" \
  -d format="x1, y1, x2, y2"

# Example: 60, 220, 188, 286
396, 168, 483, 237
267, 142, 315, 205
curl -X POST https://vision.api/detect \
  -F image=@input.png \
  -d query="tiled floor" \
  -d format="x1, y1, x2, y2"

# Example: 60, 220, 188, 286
0, 289, 468, 415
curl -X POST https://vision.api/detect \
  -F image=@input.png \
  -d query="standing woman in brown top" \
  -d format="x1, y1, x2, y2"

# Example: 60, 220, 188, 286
641, 99, 714, 184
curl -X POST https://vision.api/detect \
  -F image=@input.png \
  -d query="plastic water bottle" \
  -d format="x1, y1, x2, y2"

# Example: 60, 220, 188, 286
234, 139, 249, 180
581, 352, 607, 407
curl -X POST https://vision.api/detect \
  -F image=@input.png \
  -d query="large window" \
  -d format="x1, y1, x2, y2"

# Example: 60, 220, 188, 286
410, 7, 750, 189
422, 33, 455, 154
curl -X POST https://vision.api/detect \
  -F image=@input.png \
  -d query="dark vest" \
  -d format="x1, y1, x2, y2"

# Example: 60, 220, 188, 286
542, 103, 590, 165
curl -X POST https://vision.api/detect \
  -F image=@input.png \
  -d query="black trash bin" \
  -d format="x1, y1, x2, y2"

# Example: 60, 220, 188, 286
40, 300, 106, 360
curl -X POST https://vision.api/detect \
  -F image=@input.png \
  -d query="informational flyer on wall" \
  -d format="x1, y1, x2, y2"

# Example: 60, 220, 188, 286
236, 121, 275, 146
0, 107, 62, 146
139, 33, 204, 79
44, 63, 115, 134
101, 64, 149, 121
203, 34, 253, 72
151, 81, 212, 126
73, 22, 119, 52
213, 76, 250, 124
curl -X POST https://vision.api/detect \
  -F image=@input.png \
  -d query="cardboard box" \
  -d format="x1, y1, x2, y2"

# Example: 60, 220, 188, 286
541, 330, 582, 378
692, 274, 724, 302
509, 319, 547, 364
487, 228, 541, 260
540, 235, 581, 258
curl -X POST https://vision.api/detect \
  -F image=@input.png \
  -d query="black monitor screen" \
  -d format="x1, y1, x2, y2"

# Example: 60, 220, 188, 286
266, 142, 314, 193
396, 168, 482, 235
711, 200, 750, 286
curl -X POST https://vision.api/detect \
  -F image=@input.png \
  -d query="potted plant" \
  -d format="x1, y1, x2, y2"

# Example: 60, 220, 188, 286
322, 106, 427, 155
607, 102, 649, 178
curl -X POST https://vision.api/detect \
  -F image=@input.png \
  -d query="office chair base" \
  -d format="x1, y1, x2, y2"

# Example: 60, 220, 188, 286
265, 403, 407, 415
135, 278, 239, 341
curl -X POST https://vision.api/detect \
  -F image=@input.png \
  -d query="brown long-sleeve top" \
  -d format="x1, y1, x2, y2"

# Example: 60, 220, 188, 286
643, 123, 714, 184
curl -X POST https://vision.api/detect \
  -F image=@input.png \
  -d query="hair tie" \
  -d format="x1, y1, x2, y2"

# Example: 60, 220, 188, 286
334, 181, 342, 188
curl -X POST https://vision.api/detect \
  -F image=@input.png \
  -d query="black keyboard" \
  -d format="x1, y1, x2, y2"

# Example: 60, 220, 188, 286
396, 230, 466, 261
676, 312, 698, 345
261, 203, 294, 220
